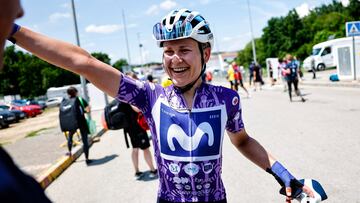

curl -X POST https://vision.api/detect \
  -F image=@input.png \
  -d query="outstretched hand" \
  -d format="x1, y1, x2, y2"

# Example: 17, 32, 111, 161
285, 185, 314, 203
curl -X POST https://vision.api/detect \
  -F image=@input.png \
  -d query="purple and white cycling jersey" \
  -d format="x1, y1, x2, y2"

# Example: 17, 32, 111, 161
117, 74, 244, 202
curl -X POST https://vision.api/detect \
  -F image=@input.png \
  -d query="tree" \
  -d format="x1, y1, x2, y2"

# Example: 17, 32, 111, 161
91, 52, 111, 65
113, 58, 128, 72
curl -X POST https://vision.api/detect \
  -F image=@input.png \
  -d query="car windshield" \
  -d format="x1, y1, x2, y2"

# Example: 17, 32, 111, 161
13, 103, 26, 106
312, 48, 321, 56
0, 105, 9, 110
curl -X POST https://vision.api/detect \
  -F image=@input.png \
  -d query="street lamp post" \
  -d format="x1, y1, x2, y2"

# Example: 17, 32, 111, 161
137, 32, 143, 66
246, 0, 257, 64
70, 0, 89, 103
122, 9, 132, 67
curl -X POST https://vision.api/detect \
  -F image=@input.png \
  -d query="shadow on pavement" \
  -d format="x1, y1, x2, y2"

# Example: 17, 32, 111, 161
85, 154, 118, 166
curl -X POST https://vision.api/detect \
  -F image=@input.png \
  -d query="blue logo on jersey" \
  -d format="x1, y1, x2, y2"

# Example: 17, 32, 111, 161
159, 104, 222, 161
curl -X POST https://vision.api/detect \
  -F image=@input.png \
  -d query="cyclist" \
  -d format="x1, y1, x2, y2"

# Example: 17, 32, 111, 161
9, 8, 314, 203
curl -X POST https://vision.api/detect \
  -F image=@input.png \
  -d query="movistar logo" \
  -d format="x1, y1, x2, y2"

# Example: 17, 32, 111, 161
167, 122, 214, 151
158, 103, 223, 161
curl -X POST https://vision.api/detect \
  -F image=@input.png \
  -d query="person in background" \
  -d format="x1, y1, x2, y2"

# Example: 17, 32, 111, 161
283, 54, 306, 102
125, 72, 157, 179
147, 74, 154, 83
252, 62, 264, 91
232, 62, 249, 97
227, 63, 236, 90
65, 87, 93, 165
248, 61, 255, 87
311, 57, 317, 79
279, 58, 288, 92
0, 0, 51, 202
268, 60, 276, 86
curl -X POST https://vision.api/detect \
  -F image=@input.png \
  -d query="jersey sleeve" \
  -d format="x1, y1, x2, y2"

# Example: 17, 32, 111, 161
116, 73, 151, 114
224, 89, 245, 133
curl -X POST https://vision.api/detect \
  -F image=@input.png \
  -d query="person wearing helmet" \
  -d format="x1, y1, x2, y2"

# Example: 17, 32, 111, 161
9, 8, 315, 203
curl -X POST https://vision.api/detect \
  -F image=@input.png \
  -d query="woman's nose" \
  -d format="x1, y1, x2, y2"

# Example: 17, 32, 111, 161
171, 54, 183, 64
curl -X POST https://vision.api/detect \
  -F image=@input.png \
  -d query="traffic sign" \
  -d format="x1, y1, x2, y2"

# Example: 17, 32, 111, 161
346, 21, 360, 37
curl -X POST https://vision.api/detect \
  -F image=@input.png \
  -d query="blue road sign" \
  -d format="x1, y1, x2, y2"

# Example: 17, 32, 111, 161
346, 21, 360, 37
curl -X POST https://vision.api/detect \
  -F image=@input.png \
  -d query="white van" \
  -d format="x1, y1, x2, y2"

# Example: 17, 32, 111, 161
303, 36, 360, 71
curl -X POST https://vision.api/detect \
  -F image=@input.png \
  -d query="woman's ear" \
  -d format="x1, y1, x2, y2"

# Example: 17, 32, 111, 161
204, 47, 211, 63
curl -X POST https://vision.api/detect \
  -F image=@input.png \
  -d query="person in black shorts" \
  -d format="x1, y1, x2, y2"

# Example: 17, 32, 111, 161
124, 72, 157, 179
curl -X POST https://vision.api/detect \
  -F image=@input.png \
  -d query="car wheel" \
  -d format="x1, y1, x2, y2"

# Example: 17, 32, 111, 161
0, 123, 9, 129
317, 64, 325, 71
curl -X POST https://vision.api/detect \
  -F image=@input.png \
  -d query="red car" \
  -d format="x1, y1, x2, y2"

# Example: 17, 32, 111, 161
11, 100, 42, 117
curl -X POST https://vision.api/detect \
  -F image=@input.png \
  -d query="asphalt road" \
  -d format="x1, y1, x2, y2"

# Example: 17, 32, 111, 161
45, 80, 360, 202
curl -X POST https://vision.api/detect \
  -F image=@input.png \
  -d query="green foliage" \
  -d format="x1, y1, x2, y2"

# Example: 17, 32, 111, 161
113, 58, 128, 72
1, 46, 79, 98
91, 52, 111, 65
244, 0, 360, 65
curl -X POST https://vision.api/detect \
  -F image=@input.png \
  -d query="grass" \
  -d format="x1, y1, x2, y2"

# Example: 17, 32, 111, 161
0, 142, 11, 146
26, 128, 48, 138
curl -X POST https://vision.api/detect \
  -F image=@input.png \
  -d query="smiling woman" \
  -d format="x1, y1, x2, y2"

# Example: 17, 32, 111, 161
8, 4, 318, 202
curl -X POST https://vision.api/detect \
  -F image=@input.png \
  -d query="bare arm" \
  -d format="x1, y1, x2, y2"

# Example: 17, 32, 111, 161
13, 26, 121, 97
228, 129, 315, 201
227, 128, 276, 170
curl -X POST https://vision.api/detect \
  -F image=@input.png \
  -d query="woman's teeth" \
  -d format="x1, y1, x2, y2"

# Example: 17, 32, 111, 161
173, 67, 187, 72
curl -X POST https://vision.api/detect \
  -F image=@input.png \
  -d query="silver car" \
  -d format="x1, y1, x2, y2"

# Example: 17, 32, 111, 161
45, 97, 64, 108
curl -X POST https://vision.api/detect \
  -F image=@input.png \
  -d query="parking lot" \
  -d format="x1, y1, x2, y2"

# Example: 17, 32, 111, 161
0, 107, 59, 144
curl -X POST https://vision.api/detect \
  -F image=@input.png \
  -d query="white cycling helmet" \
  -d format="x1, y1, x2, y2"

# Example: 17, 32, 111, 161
153, 8, 214, 49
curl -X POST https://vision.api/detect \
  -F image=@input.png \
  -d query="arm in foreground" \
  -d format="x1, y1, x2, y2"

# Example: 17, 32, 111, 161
12, 25, 121, 97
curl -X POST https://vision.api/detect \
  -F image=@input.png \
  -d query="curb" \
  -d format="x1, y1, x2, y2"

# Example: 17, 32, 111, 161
37, 128, 108, 189
301, 80, 360, 88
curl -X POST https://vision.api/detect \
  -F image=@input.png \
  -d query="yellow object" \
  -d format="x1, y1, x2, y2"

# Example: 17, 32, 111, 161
161, 78, 173, 87
227, 67, 235, 81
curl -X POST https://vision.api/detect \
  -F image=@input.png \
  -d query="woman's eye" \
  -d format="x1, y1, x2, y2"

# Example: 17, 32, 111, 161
164, 50, 174, 55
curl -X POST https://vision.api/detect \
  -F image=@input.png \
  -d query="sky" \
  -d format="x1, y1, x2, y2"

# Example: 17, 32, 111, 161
11, 0, 349, 65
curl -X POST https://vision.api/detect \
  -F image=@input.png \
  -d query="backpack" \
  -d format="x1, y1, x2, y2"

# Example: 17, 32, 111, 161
59, 97, 78, 132
102, 100, 130, 130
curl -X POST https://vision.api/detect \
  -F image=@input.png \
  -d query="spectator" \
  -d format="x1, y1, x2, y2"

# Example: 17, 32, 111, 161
249, 61, 255, 87
65, 87, 93, 165
279, 58, 288, 92
268, 60, 276, 86
253, 63, 264, 91
227, 63, 236, 90
232, 62, 249, 97
311, 57, 317, 79
125, 72, 157, 179
284, 54, 306, 102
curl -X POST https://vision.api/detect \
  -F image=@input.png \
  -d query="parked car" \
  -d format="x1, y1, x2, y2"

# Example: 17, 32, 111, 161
45, 97, 63, 108
0, 109, 16, 128
0, 105, 26, 122
26, 99, 47, 110
11, 100, 42, 117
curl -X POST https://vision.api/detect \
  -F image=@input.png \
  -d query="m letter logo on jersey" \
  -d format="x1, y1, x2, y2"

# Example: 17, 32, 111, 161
159, 104, 222, 161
